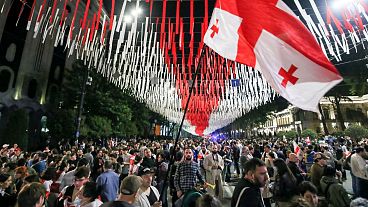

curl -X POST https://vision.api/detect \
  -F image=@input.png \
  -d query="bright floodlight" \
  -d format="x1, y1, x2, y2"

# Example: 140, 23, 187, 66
131, 7, 143, 17
332, 0, 354, 10
124, 15, 132, 23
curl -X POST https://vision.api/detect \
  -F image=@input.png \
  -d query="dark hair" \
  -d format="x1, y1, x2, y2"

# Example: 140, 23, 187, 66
104, 160, 113, 169
24, 175, 40, 183
77, 158, 89, 167
299, 181, 318, 196
268, 152, 276, 159
323, 165, 336, 177
17, 182, 46, 207
17, 158, 27, 167
356, 147, 365, 154
82, 182, 99, 201
175, 151, 183, 162
74, 166, 90, 179
243, 158, 266, 174
274, 158, 297, 184
58, 161, 68, 171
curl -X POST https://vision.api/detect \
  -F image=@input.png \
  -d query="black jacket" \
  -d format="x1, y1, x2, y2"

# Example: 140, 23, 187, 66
231, 178, 265, 207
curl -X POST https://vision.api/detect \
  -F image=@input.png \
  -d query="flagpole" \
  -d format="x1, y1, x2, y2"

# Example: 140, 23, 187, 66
159, 45, 206, 202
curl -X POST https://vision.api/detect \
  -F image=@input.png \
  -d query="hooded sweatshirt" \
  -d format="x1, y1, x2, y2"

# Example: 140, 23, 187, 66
320, 176, 350, 207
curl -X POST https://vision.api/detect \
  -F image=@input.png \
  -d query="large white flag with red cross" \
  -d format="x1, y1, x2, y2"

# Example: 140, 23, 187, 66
204, 0, 343, 112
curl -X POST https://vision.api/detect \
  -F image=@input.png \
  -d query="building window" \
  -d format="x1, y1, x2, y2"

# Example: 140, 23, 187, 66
0, 70, 11, 92
27, 79, 38, 99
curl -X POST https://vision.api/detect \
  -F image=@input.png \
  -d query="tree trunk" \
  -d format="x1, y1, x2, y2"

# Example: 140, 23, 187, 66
334, 95, 346, 131
318, 103, 329, 135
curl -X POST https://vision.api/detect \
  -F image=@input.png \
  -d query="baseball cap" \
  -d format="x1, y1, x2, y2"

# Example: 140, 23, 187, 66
120, 175, 142, 195
138, 167, 155, 176
2, 144, 9, 148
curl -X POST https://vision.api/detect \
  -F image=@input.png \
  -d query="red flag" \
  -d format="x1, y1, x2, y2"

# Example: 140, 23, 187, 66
204, 0, 342, 112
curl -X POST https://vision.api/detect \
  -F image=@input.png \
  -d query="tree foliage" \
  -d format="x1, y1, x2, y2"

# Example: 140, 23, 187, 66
46, 61, 165, 139
285, 130, 298, 139
1, 109, 29, 149
344, 124, 368, 141
301, 129, 317, 139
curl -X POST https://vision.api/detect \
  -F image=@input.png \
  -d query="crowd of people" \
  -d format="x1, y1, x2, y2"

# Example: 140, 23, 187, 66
0, 135, 366, 207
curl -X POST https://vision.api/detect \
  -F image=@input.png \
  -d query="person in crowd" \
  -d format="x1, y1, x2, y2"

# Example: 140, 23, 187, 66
17, 182, 46, 207
169, 151, 183, 207
262, 145, 278, 162
272, 158, 299, 206
197, 144, 210, 179
120, 147, 131, 182
320, 165, 351, 207
58, 166, 90, 207
96, 160, 120, 202
60, 157, 89, 191
240, 146, 253, 176
231, 141, 241, 177
14, 166, 28, 193
100, 175, 143, 207
222, 145, 233, 183
287, 153, 306, 185
174, 147, 205, 200
142, 148, 155, 169
203, 144, 224, 199
231, 158, 268, 207
350, 146, 368, 199
83, 147, 94, 170
299, 181, 319, 207
32, 153, 47, 175
310, 152, 328, 193
0, 173, 17, 206
134, 167, 161, 207
155, 152, 168, 207
77, 181, 103, 207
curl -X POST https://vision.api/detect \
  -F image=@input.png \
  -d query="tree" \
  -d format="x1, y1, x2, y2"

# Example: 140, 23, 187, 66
2, 109, 29, 149
344, 124, 368, 141
285, 130, 298, 140
276, 131, 286, 138
301, 129, 317, 139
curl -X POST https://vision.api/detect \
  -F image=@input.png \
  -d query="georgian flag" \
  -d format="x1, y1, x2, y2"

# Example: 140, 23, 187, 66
204, 0, 343, 112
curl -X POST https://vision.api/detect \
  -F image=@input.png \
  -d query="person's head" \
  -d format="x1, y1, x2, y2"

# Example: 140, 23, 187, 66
15, 166, 28, 179
157, 153, 166, 163
288, 153, 298, 163
243, 158, 268, 188
175, 151, 183, 162
184, 148, 193, 161
299, 181, 318, 207
355, 147, 366, 156
23, 175, 40, 186
350, 197, 368, 207
0, 174, 12, 189
17, 182, 46, 207
212, 145, 218, 154
103, 160, 113, 171
138, 168, 154, 188
314, 152, 328, 166
119, 175, 143, 202
273, 158, 296, 183
77, 158, 89, 167
323, 165, 336, 177
79, 182, 99, 203
264, 145, 271, 153
74, 166, 90, 189
196, 194, 222, 207
242, 146, 249, 155
201, 144, 206, 151
144, 148, 152, 158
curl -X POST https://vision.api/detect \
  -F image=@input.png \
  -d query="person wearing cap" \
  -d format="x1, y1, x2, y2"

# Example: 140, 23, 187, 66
101, 175, 143, 207
96, 160, 119, 202
134, 167, 161, 207
310, 152, 328, 193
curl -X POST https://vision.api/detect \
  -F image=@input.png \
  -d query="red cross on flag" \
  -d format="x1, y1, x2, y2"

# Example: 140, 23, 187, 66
204, 0, 343, 112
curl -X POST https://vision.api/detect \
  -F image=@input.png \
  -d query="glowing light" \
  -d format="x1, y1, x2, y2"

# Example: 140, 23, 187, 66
124, 15, 132, 23
131, 7, 143, 17
332, 0, 355, 10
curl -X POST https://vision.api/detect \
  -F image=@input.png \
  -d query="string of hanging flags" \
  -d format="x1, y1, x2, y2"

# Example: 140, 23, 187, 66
3, 0, 368, 135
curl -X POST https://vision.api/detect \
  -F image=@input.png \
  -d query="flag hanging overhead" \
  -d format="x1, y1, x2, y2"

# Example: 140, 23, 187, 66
204, 0, 343, 112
